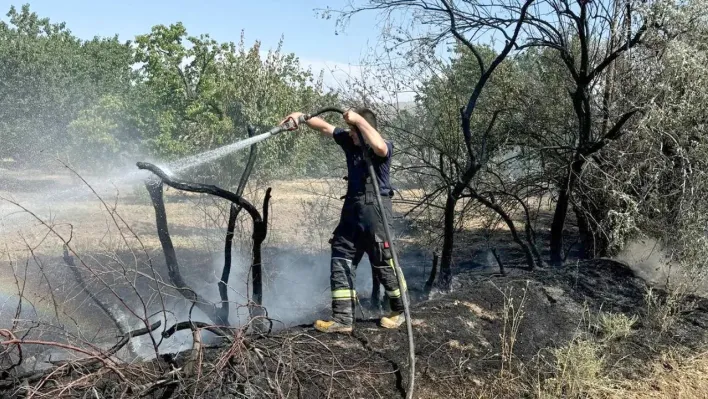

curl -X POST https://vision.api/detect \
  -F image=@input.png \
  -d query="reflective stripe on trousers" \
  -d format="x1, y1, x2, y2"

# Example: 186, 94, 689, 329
330, 257, 357, 325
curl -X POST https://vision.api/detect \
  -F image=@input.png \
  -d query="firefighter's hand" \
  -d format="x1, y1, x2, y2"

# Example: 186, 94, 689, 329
280, 112, 305, 130
343, 110, 363, 126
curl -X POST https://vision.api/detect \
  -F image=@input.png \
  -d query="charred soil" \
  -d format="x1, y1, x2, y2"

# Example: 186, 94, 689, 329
3, 258, 707, 398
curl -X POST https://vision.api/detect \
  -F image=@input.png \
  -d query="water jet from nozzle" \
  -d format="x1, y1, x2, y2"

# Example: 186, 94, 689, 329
166, 126, 287, 174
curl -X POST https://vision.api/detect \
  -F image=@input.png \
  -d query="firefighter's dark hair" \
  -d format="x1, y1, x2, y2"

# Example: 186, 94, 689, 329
355, 107, 378, 130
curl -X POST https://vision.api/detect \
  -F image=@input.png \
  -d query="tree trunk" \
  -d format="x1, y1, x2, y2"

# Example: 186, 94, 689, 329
491, 248, 506, 276
146, 181, 197, 301
424, 252, 439, 296
437, 192, 457, 290
550, 160, 583, 266
249, 188, 271, 332
550, 180, 571, 266
145, 180, 225, 326
220, 126, 258, 325
573, 203, 592, 259
573, 205, 593, 259
219, 204, 238, 324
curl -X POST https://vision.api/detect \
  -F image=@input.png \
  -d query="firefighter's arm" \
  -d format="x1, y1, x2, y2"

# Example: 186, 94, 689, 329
305, 116, 336, 137
344, 111, 388, 157
281, 112, 335, 137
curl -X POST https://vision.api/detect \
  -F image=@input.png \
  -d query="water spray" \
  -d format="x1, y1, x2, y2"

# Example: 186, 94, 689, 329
164, 107, 350, 174
166, 115, 299, 174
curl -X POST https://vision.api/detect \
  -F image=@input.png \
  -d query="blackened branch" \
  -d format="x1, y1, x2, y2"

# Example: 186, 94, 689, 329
137, 162, 262, 224
221, 125, 259, 324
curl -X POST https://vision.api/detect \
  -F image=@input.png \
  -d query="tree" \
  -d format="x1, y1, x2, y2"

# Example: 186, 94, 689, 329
516, 0, 649, 265
385, 43, 545, 275
335, 0, 537, 289
577, 0, 708, 268
0, 4, 134, 166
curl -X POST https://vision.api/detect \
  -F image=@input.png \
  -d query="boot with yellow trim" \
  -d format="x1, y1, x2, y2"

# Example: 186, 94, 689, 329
380, 312, 405, 329
322, 254, 357, 333
314, 319, 353, 333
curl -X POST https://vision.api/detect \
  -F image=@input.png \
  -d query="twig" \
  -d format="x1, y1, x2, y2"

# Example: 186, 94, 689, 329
0, 335, 130, 384
62, 245, 139, 359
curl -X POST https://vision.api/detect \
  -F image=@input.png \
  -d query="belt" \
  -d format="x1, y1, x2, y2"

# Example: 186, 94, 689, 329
340, 192, 393, 200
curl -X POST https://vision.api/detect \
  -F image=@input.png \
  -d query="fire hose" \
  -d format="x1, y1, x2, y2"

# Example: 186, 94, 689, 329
290, 107, 416, 399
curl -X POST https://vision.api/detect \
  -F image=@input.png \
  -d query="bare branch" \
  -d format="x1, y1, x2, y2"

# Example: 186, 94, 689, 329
584, 109, 640, 155
586, 24, 647, 84
440, 0, 485, 75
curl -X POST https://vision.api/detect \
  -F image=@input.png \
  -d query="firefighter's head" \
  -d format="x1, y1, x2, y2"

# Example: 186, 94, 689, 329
347, 107, 377, 146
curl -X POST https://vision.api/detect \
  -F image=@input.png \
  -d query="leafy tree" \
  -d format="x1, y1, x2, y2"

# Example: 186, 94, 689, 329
0, 5, 337, 178
391, 43, 543, 273
501, 0, 708, 266
0, 4, 134, 167
578, 0, 708, 268
133, 23, 230, 157
515, 0, 650, 265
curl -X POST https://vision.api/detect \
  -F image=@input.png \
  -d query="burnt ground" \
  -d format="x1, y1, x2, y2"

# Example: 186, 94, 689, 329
3, 258, 707, 398
2, 171, 707, 398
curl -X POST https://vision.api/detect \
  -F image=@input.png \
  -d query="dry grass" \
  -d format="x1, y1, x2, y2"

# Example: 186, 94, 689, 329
0, 173, 426, 254
1, 169, 544, 260
603, 350, 708, 399
595, 312, 638, 342
497, 281, 529, 375
644, 286, 695, 336
475, 348, 708, 399
477, 288, 706, 399
540, 337, 607, 398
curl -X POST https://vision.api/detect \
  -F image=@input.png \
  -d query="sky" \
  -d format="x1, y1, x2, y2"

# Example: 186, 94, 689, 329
0, 0, 394, 95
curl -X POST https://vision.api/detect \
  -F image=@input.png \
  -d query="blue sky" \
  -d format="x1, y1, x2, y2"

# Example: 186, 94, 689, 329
0, 1, 381, 68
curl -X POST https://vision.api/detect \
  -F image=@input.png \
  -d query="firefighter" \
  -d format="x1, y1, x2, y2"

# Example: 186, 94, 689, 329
281, 108, 407, 333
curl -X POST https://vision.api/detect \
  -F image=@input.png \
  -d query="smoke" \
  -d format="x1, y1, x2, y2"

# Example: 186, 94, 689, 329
110, 245, 385, 362
225, 248, 378, 328
263, 251, 341, 327
614, 238, 708, 296
615, 239, 671, 286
